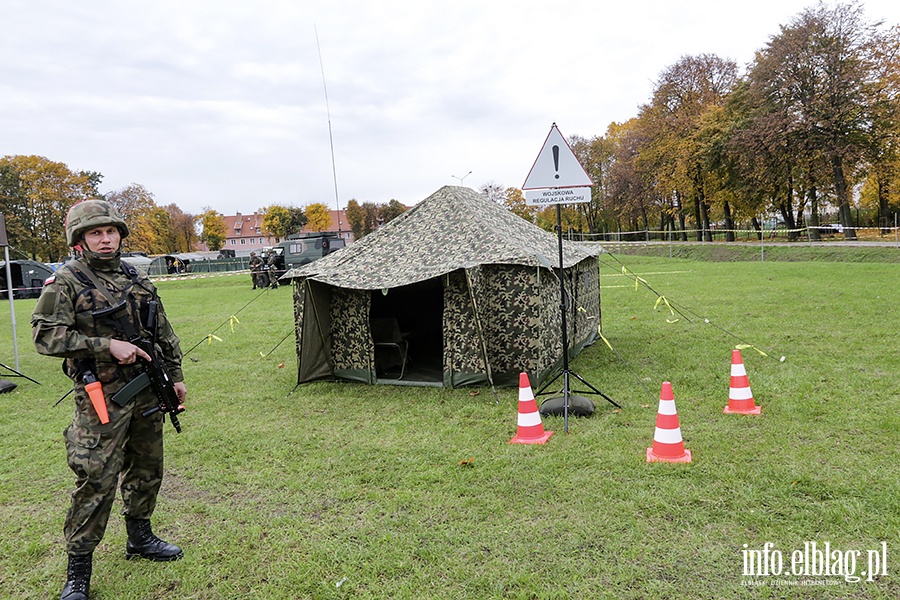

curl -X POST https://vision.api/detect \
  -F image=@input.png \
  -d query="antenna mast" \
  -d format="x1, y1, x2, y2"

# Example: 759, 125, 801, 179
315, 25, 341, 233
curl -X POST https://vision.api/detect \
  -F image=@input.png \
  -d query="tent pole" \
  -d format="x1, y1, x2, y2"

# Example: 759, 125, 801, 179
464, 268, 498, 402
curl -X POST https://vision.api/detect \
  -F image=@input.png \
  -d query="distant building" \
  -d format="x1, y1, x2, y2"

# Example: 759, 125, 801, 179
218, 209, 353, 256
222, 212, 273, 254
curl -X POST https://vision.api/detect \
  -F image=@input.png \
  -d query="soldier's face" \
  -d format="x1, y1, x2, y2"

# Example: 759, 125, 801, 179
82, 225, 121, 257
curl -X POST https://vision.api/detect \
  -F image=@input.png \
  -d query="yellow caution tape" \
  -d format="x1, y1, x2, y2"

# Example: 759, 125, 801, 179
229, 315, 240, 333
597, 328, 614, 351
736, 343, 769, 357
621, 265, 647, 290
206, 334, 223, 345
653, 296, 676, 316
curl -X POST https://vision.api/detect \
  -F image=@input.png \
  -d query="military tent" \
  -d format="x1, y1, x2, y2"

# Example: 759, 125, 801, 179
148, 253, 205, 276
282, 186, 602, 388
1, 260, 53, 299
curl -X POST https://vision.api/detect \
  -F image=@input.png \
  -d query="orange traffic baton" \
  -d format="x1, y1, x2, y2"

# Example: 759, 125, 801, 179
83, 372, 109, 424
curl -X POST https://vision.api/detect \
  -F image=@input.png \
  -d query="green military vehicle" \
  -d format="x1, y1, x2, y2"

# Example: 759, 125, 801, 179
274, 232, 346, 272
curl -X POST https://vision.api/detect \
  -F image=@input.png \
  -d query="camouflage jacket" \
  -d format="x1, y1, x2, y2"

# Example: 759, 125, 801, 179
32, 256, 184, 391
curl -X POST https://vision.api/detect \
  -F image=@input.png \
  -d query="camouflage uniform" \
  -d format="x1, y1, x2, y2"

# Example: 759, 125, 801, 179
266, 251, 280, 288
32, 213, 184, 558
249, 252, 262, 289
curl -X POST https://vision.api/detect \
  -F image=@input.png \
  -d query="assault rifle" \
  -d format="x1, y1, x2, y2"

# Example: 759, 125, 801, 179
94, 300, 185, 433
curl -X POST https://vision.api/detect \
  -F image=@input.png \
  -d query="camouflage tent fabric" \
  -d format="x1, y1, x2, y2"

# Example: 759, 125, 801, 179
283, 186, 603, 389
283, 186, 596, 288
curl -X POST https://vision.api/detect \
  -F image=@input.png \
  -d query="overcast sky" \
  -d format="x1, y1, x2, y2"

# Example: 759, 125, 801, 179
3, 0, 899, 216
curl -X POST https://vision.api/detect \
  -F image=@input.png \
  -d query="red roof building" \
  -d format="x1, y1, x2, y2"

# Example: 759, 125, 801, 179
222, 212, 274, 254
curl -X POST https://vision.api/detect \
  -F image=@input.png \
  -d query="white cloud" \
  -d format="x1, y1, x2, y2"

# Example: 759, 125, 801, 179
2, 0, 898, 215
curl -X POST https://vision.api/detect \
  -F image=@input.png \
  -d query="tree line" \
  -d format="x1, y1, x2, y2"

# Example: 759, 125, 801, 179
485, 2, 900, 241
0, 154, 345, 260
0, 151, 404, 259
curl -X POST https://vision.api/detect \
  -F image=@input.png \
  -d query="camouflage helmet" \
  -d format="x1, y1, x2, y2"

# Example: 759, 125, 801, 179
65, 200, 130, 247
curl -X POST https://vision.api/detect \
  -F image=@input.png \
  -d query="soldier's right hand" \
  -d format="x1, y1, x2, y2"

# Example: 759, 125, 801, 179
110, 339, 152, 365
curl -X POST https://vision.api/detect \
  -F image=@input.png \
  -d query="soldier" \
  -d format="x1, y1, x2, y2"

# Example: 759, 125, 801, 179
32, 200, 187, 600
248, 251, 262, 289
266, 249, 280, 288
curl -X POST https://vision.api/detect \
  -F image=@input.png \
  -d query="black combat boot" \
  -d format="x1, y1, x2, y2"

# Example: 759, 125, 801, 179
125, 518, 184, 561
60, 553, 92, 600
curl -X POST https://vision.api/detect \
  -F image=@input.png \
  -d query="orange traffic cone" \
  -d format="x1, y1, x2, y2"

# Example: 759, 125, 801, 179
646, 381, 691, 463
723, 349, 761, 415
509, 372, 553, 444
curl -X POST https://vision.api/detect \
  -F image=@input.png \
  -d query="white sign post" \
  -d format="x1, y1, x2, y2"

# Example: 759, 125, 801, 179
522, 124, 619, 432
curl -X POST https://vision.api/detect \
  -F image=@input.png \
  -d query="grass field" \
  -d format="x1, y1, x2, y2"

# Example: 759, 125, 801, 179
1, 253, 898, 599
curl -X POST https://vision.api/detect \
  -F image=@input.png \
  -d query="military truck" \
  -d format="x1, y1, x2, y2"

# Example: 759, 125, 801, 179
275, 232, 346, 271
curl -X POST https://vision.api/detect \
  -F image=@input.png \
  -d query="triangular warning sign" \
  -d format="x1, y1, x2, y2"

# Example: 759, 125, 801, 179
522, 123, 593, 190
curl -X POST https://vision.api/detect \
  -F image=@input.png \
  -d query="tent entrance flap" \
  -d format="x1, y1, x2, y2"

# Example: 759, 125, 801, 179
370, 278, 443, 383
296, 279, 334, 383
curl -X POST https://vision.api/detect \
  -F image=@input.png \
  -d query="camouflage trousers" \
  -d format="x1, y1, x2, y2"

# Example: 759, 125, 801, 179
63, 385, 165, 556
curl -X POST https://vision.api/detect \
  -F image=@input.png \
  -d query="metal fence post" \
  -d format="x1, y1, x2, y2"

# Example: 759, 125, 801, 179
760, 222, 765, 262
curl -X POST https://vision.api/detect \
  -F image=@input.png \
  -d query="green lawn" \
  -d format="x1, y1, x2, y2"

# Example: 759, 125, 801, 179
1, 257, 897, 599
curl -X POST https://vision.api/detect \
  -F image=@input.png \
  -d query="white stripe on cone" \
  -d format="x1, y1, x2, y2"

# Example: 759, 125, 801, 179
653, 427, 684, 445
729, 386, 754, 400
518, 411, 543, 428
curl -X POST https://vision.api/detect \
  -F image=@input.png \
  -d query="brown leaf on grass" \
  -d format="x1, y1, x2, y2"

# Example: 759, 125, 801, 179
468, 390, 479, 396
459, 457, 474, 467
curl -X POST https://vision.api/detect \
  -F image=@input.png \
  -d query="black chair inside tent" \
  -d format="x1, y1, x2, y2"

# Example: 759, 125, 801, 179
371, 318, 409, 379
369, 277, 444, 383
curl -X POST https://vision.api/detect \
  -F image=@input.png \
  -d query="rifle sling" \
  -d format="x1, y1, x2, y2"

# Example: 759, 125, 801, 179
66, 260, 121, 307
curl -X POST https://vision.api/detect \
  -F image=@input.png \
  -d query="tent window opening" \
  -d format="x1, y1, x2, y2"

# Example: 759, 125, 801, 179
370, 278, 443, 382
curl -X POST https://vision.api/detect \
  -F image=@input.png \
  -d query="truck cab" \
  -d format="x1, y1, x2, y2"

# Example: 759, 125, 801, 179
276, 233, 345, 270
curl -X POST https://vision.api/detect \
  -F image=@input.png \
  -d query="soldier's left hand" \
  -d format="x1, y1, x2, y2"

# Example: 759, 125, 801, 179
174, 382, 187, 405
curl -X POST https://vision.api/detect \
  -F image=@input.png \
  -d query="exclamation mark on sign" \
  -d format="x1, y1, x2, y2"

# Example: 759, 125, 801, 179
552, 145, 560, 179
